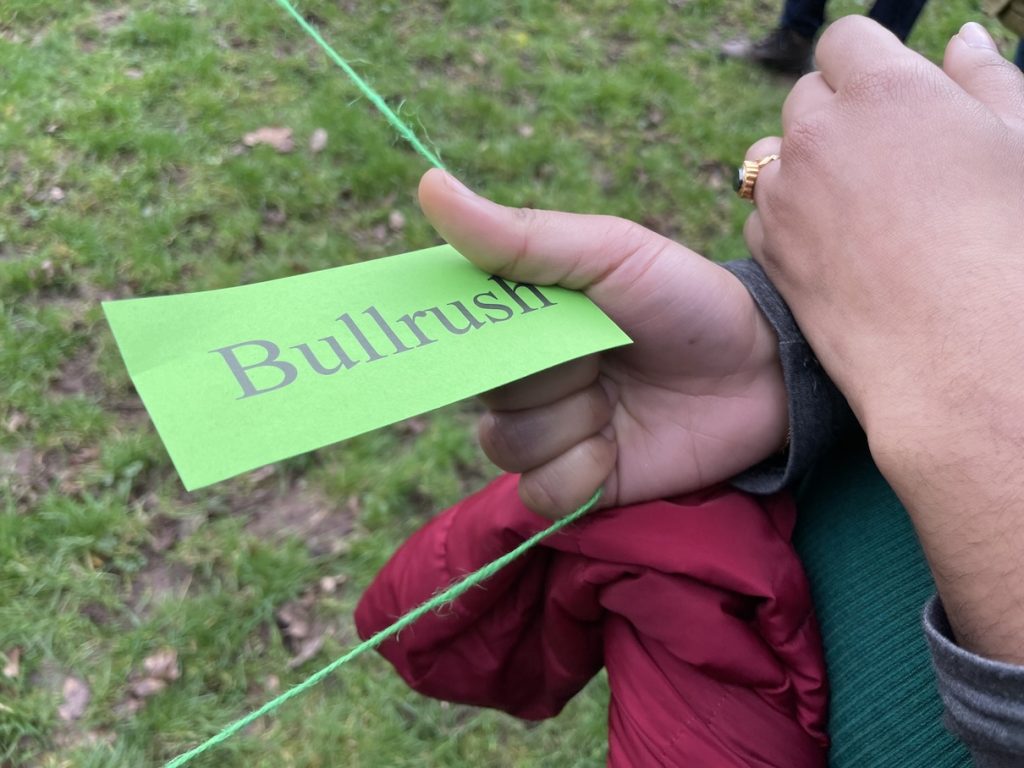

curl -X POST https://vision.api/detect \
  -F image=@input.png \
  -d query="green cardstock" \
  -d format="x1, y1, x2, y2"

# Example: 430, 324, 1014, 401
103, 245, 631, 490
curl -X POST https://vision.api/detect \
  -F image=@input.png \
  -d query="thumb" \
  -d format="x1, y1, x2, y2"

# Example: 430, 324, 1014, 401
418, 168, 669, 296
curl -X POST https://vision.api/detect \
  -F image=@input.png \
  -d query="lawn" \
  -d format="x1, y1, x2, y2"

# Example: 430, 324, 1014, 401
0, 1, 1010, 765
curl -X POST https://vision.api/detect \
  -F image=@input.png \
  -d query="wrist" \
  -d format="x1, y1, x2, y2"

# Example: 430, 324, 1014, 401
867, 405, 1024, 664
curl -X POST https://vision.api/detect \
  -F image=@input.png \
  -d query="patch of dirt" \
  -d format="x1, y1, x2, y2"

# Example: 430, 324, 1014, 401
1, 444, 104, 505
0, 448, 38, 502
697, 159, 735, 193
51, 346, 104, 399
126, 556, 193, 618
94, 8, 130, 33
0, 445, 101, 503
242, 479, 357, 558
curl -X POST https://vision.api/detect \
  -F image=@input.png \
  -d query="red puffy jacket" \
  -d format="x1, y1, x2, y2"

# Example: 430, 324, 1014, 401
355, 475, 828, 767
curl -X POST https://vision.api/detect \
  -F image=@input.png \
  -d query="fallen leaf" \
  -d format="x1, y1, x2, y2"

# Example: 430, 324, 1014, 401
318, 576, 338, 594
142, 648, 180, 682
277, 599, 331, 668
309, 128, 328, 153
263, 207, 287, 227
124, 68, 143, 80
130, 678, 166, 698
276, 602, 311, 641
517, 124, 535, 138
48, 187, 65, 202
2, 648, 20, 679
4, 412, 28, 434
387, 210, 406, 231
112, 697, 143, 718
58, 676, 90, 721
286, 634, 325, 669
242, 126, 294, 153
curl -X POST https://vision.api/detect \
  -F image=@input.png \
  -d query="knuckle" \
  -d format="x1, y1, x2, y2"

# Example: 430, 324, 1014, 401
781, 114, 831, 170
842, 65, 902, 103
842, 60, 941, 107
601, 216, 649, 255
510, 206, 541, 269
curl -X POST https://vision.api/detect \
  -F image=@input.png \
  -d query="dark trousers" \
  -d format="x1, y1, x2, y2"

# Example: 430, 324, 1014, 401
781, 0, 928, 41
1016, 40, 1024, 70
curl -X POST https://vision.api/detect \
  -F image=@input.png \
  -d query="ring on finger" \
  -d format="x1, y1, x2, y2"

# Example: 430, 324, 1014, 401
735, 154, 780, 201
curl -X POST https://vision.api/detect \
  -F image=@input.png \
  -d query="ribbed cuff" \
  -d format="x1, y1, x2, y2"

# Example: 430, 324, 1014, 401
924, 596, 1024, 767
722, 259, 855, 493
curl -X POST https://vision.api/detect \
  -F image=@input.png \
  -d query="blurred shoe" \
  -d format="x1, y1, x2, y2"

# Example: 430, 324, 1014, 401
721, 27, 813, 74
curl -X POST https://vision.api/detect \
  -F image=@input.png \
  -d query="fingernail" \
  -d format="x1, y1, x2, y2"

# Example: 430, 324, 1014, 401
958, 22, 997, 51
442, 171, 477, 198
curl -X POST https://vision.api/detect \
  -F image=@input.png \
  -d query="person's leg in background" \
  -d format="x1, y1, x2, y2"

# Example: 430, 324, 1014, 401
721, 0, 825, 74
1015, 39, 1023, 69
778, 0, 827, 40
723, 0, 930, 73
866, 0, 930, 41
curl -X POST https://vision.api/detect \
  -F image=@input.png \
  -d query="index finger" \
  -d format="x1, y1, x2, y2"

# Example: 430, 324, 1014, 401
814, 15, 923, 92
479, 355, 599, 411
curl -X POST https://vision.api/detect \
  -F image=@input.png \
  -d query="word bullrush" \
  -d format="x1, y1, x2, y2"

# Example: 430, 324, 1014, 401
211, 276, 557, 399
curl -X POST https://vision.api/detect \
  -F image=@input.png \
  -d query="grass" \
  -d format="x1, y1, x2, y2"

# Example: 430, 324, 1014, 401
0, 0, 1012, 765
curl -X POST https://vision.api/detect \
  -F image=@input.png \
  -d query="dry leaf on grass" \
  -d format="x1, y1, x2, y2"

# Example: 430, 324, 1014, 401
309, 128, 328, 153
2, 648, 20, 679
286, 634, 325, 670
387, 210, 406, 231
130, 678, 167, 699
277, 599, 329, 669
58, 676, 91, 721
142, 648, 180, 682
4, 412, 29, 434
242, 126, 294, 153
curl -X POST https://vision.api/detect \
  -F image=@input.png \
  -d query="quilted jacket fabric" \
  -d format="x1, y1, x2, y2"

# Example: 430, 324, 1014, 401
355, 474, 829, 767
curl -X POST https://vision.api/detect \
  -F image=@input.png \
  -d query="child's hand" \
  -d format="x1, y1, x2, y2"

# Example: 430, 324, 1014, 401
420, 169, 787, 517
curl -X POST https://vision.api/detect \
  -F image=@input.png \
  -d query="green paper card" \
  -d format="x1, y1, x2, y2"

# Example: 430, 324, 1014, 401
103, 245, 631, 490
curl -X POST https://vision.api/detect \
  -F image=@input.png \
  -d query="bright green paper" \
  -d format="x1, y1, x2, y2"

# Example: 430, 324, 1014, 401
103, 245, 631, 490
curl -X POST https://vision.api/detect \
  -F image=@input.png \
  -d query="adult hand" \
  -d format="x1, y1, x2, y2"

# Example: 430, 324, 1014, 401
744, 17, 1024, 663
419, 168, 787, 518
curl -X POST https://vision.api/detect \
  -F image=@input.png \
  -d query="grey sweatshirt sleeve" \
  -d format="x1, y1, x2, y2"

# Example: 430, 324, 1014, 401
722, 259, 856, 493
924, 598, 1024, 767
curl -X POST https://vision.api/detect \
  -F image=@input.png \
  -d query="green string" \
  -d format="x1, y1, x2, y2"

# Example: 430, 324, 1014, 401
164, 5, 568, 763
272, 0, 446, 170
164, 489, 600, 767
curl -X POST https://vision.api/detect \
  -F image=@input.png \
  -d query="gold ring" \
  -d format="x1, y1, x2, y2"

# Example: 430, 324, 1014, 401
735, 154, 779, 201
